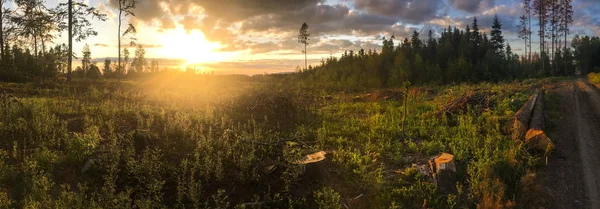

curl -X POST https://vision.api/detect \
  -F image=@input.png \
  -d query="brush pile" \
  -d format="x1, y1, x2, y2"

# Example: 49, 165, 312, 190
440, 91, 496, 115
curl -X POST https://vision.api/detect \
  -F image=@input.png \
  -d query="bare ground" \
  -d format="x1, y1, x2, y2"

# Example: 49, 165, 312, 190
543, 79, 600, 209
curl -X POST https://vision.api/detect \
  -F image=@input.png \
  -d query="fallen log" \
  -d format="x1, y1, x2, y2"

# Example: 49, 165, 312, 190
524, 91, 554, 154
504, 90, 539, 141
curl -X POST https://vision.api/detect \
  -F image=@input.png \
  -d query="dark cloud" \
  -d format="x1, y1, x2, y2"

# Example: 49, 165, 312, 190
448, 0, 495, 13
238, 6, 399, 37
353, 0, 443, 23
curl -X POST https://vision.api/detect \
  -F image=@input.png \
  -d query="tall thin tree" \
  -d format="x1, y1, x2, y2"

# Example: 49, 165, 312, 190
297, 22, 310, 70
518, 15, 530, 60
117, 0, 136, 82
0, 0, 9, 60
68, 0, 72, 82
55, 0, 106, 83
561, 0, 573, 74
523, 0, 533, 60
533, 0, 548, 72
550, 0, 558, 63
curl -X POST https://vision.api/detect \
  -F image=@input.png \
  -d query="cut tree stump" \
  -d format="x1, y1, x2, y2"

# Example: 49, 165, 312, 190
429, 153, 457, 194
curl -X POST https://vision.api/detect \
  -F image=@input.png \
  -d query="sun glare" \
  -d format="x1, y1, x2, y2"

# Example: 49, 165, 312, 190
159, 27, 223, 67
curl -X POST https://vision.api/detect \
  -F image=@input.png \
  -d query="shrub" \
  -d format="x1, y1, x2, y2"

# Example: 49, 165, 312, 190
314, 186, 342, 209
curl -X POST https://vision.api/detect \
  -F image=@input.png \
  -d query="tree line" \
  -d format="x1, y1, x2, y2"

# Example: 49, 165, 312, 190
0, 0, 143, 82
518, 0, 574, 76
291, 8, 600, 91
292, 17, 527, 90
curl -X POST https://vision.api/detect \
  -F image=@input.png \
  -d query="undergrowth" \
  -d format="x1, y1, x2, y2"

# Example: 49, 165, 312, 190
0, 77, 554, 208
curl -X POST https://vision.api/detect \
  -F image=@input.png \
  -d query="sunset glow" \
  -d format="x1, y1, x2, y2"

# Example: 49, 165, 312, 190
158, 27, 223, 65
58, 0, 600, 74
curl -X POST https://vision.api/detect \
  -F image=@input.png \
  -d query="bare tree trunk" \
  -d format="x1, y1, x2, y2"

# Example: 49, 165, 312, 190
540, 0, 545, 74
529, 8, 532, 61
34, 30, 38, 58
551, 0, 555, 66
41, 36, 45, 56
524, 38, 528, 61
67, 0, 72, 83
402, 87, 408, 138
0, 2, 4, 60
118, 3, 122, 82
564, 0, 568, 75
304, 43, 307, 70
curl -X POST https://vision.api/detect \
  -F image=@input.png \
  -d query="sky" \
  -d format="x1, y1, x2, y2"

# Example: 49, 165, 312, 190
25, 0, 600, 74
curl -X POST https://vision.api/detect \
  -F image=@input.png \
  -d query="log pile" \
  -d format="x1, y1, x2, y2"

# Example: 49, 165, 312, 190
505, 90, 554, 154
504, 90, 539, 141
524, 91, 554, 153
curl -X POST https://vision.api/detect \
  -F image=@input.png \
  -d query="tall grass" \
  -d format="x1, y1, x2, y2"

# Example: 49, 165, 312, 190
0, 77, 553, 208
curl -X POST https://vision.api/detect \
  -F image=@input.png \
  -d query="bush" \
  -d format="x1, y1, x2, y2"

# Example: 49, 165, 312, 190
588, 72, 600, 85
314, 186, 342, 209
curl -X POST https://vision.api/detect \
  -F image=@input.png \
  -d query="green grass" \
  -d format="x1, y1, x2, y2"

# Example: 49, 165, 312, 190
0, 77, 556, 208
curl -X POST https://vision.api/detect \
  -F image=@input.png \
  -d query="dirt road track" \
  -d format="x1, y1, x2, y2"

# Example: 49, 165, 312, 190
544, 79, 600, 209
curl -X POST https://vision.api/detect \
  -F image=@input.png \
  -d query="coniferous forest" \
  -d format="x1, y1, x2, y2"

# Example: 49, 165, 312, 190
3, 0, 600, 208
288, 15, 600, 91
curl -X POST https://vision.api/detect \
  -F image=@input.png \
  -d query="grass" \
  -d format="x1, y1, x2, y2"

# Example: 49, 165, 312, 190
588, 72, 600, 85
0, 76, 557, 208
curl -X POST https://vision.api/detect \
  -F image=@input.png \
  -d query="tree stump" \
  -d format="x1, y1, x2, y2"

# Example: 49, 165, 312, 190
429, 153, 457, 194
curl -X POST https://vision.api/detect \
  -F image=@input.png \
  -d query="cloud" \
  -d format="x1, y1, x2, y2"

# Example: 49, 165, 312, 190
98, 0, 600, 58
448, 0, 495, 13
201, 59, 323, 74
94, 43, 164, 48
97, 3, 116, 21
354, 0, 443, 23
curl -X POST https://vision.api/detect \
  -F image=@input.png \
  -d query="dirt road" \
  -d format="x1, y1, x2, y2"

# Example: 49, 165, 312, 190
544, 79, 600, 209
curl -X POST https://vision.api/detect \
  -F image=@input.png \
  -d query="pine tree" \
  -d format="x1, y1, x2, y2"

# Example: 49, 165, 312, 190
533, 0, 549, 73
491, 15, 505, 55
518, 15, 530, 60
523, 0, 533, 61
132, 45, 146, 73
57, 0, 106, 83
411, 31, 422, 51
12, 0, 55, 58
81, 44, 91, 77
297, 23, 310, 70
470, 17, 482, 66
104, 58, 112, 74
0, 0, 10, 60
67, 0, 72, 82
560, 0, 573, 74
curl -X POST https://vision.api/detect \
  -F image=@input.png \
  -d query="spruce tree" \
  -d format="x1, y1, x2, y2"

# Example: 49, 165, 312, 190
491, 15, 505, 55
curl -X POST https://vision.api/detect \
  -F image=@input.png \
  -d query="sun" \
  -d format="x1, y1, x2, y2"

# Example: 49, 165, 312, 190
159, 27, 223, 66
